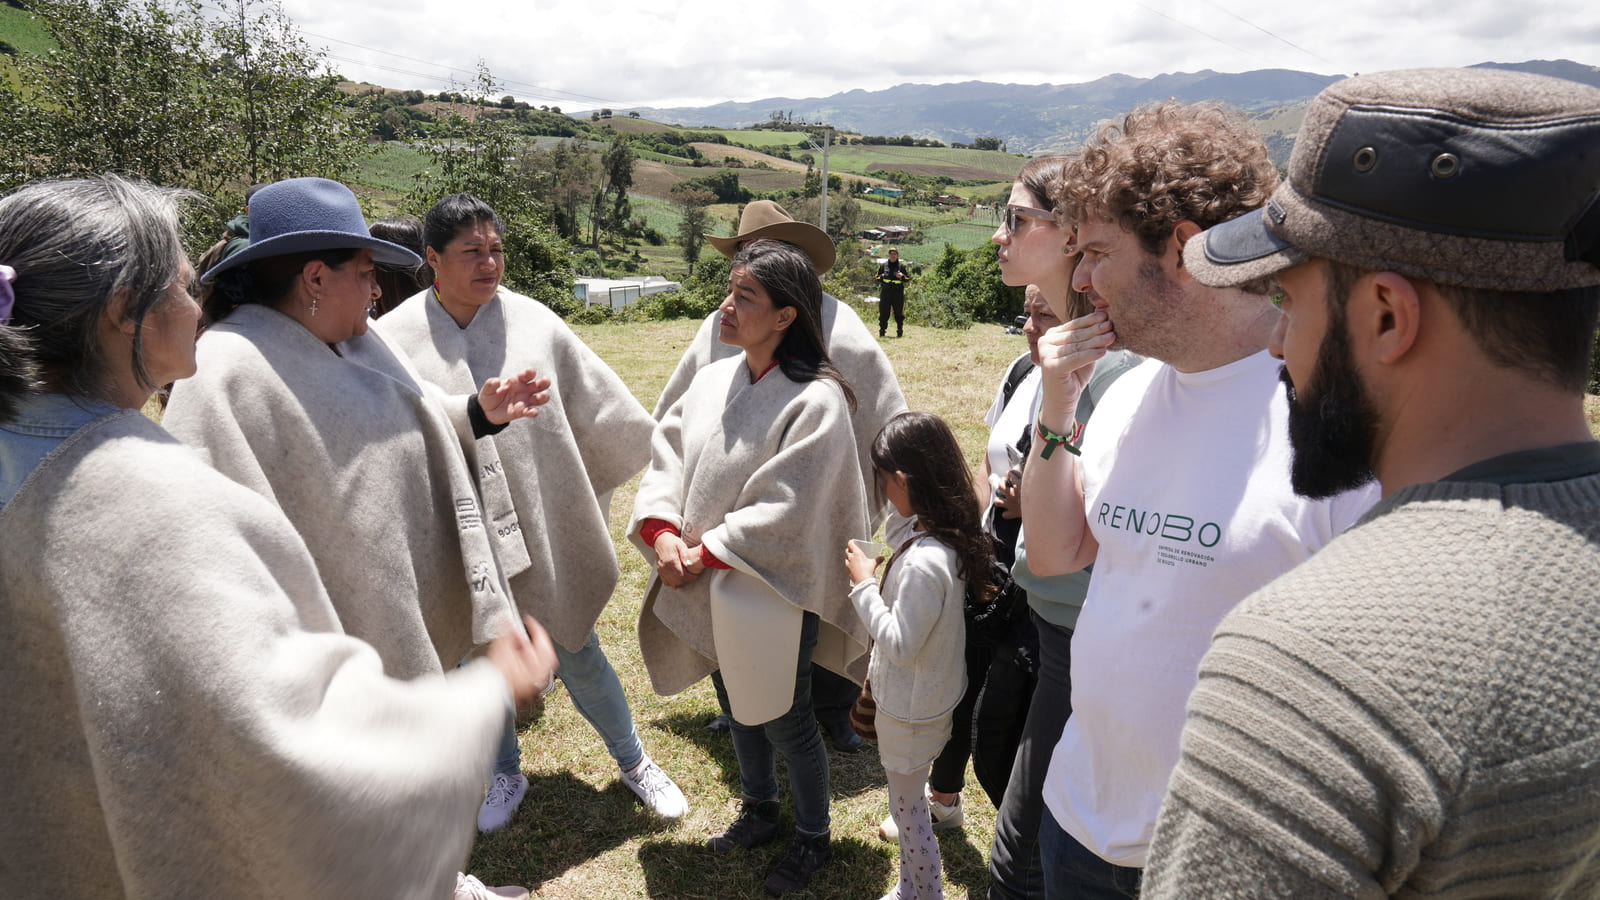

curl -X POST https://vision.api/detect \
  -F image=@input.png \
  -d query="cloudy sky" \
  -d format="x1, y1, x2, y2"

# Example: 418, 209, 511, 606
280, 0, 1600, 111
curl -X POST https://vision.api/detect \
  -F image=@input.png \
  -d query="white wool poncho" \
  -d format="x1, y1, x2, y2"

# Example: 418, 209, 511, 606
0, 408, 506, 899
164, 303, 519, 678
631, 356, 872, 696
376, 287, 656, 651
653, 295, 907, 522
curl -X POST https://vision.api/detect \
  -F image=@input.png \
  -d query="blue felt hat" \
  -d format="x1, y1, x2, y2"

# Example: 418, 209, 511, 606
201, 177, 423, 283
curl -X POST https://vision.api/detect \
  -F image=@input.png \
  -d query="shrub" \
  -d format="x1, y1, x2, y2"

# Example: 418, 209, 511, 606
913, 242, 1023, 328
903, 284, 973, 329
569, 303, 614, 325
572, 249, 604, 276
617, 289, 720, 323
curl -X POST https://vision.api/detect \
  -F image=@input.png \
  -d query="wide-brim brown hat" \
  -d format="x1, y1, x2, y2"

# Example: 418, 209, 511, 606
1185, 68, 1600, 293
705, 200, 837, 274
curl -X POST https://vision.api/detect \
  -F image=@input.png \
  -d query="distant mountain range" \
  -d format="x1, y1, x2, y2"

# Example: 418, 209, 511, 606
606, 60, 1600, 157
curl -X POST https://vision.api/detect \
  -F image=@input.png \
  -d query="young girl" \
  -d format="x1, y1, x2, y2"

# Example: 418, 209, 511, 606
845, 411, 996, 900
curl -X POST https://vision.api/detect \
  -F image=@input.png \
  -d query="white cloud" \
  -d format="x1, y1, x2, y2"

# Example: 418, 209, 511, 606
281, 0, 1600, 110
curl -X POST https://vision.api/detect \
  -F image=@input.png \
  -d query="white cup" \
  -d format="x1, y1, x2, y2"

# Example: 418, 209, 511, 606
851, 539, 887, 560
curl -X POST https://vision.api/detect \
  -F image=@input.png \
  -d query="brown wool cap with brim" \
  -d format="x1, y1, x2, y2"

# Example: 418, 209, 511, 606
705, 200, 837, 274
1185, 68, 1600, 293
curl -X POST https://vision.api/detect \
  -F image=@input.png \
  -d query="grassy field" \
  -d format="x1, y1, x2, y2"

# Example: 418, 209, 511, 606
699, 129, 814, 149
353, 142, 432, 212
0, 4, 55, 55
825, 147, 1026, 182
468, 316, 1026, 899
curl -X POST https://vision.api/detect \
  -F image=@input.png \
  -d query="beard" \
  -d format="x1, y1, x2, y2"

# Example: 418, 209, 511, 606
1282, 313, 1379, 499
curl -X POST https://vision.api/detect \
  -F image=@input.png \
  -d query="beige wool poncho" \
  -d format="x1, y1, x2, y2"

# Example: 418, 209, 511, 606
653, 295, 907, 520
631, 356, 872, 697
164, 303, 519, 678
376, 287, 656, 651
0, 409, 506, 899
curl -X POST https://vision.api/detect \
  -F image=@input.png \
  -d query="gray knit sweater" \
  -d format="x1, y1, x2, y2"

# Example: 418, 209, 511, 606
1144, 445, 1600, 898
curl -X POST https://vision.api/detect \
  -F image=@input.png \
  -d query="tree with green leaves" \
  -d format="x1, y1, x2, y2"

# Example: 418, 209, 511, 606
0, 0, 368, 200
522, 139, 595, 242
211, 0, 372, 186
407, 62, 575, 315
0, 0, 217, 192
588, 132, 634, 247
670, 186, 715, 276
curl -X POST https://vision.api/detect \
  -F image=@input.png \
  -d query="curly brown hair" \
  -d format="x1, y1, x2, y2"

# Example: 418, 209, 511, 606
1053, 100, 1277, 255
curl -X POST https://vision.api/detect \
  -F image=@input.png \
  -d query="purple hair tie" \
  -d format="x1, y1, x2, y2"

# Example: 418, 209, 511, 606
0, 265, 14, 325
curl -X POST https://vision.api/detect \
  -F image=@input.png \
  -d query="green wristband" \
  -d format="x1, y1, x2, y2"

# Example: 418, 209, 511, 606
1036, 419, 1084, 460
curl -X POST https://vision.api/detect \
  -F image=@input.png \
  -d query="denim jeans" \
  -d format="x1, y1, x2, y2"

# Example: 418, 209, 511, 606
711, 611, 830, 835
1039, 807, 1142, 900
494, 629, 644, 776
988, 614, 1074, 900
809, 665, 861, 732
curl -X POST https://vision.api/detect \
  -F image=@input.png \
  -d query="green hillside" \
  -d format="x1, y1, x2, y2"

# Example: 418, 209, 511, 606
0, 4, 56, 56
826, 145, 1025, 182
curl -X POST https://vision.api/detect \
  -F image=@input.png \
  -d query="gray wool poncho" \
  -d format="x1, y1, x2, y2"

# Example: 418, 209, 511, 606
164, 303, 519, 678
631, 356, 872, 697
376, 287, 656, 652
653, 295, 907, 523
0, 408, 506, 899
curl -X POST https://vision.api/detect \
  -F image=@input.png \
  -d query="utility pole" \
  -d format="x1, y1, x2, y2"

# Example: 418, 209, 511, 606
805, 127, 834, 233
818, 127, 831, 232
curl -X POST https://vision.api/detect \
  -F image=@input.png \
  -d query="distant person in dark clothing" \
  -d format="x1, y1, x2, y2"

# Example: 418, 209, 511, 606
876, 248, 909, 337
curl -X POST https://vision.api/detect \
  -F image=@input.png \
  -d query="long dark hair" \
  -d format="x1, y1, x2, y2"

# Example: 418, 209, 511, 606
871, 411, 995, 602
0, 176, 189, 421
368, 216, 431, 318
731, 239, 855, 412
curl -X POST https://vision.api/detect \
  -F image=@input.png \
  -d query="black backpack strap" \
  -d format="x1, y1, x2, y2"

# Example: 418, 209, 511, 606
1000, 354, 1035, 409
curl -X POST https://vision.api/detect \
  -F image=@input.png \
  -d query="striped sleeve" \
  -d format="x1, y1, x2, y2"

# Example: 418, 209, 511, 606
1142, 612, 1461, 899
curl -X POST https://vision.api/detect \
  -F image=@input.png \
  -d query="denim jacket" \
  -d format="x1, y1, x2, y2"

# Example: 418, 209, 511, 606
0, 394, 119, 509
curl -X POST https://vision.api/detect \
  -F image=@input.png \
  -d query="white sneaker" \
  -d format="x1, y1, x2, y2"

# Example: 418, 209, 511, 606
477, 772, 528, 833
455, 872, 529, 900
877, 790, 965, 842
620, 755, 688, 819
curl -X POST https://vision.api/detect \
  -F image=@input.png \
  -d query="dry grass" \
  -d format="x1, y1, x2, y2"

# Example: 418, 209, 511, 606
468, 314, 1029, 899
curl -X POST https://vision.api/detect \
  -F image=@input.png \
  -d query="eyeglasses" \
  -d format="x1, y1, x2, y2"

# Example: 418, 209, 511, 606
1003, 204, 1056, 234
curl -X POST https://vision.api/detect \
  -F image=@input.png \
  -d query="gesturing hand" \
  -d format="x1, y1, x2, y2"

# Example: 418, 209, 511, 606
480, 368, 551, 425
487, 614, 560, 710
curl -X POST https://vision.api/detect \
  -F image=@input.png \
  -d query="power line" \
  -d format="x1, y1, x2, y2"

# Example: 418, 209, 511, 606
304, 29, 627, 106
1133, 2, 1268, 65
1198, 0, 1337, 67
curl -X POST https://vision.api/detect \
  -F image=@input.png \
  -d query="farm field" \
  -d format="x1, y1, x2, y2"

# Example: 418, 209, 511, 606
825, 145, 1027, 182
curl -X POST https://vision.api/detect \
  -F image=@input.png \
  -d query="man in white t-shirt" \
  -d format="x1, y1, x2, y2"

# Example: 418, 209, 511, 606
1020, 101, 1378, 898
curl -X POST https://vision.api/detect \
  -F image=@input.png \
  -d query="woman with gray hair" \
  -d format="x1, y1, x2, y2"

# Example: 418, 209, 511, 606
0, 175, 557, 899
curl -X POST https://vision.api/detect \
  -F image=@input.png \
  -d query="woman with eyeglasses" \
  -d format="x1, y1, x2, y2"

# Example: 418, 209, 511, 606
979, 155, 1141, 900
